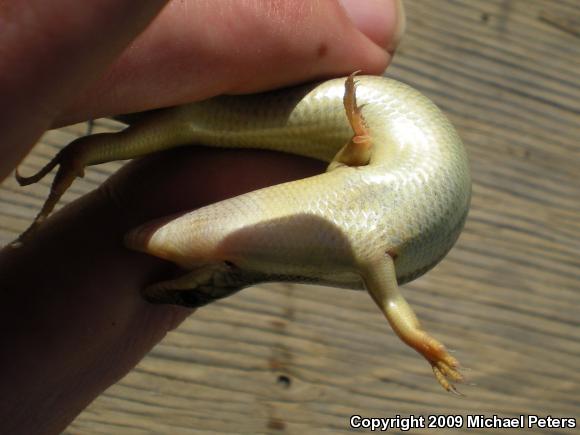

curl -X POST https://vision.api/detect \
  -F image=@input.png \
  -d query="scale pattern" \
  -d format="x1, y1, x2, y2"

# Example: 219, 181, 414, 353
134, 76, 471, 287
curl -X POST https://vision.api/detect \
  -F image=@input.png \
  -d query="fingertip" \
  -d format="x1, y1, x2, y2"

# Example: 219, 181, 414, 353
390, 0, 407, 54
339, 0, 406, 54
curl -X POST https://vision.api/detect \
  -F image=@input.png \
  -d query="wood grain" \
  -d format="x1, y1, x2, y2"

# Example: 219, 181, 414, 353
1, 0, 579, 433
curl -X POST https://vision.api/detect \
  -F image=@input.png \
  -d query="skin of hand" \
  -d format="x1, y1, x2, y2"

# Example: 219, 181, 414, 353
0, 0, 404, 433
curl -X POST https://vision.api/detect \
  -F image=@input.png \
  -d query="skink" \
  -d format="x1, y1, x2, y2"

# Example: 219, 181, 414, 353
15, 73, 471, 393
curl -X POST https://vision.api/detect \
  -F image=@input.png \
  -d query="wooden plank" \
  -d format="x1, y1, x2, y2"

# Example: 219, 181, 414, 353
1, 0, 578, 433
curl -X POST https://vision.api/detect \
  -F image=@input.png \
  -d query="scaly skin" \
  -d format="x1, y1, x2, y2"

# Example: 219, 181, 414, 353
15, 74, 471, 393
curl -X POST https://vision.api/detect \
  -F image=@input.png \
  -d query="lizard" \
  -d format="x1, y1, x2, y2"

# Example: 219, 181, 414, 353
14, 72, 471, 393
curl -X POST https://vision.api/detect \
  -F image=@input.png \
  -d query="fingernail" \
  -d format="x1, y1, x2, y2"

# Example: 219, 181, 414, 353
339, 0, 406, 54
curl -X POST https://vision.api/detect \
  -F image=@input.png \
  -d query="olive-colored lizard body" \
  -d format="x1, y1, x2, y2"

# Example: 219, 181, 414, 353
16, 74, 471, 392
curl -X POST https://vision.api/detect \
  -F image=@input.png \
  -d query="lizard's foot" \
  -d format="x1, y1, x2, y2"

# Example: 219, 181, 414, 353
143, 262, 247, 308
343, 71, 370, 140
328, 71, 372, 171
404, 329, 464, 395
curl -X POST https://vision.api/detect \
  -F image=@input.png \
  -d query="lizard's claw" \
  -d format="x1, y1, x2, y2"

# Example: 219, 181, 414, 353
415, 335, 464, 394
431, 354, 464, 396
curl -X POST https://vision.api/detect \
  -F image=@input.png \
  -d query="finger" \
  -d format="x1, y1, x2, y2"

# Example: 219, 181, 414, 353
0, 0, 169, 182
0, 147, 322, 432
56, 0, 403, 125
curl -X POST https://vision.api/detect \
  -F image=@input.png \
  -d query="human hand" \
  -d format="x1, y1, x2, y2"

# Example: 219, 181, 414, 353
0, 1, 404, 433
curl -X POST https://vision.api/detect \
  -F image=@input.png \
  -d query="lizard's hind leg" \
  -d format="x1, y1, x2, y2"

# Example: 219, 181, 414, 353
328, 71, 373, 171
362, 255, 464, 394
